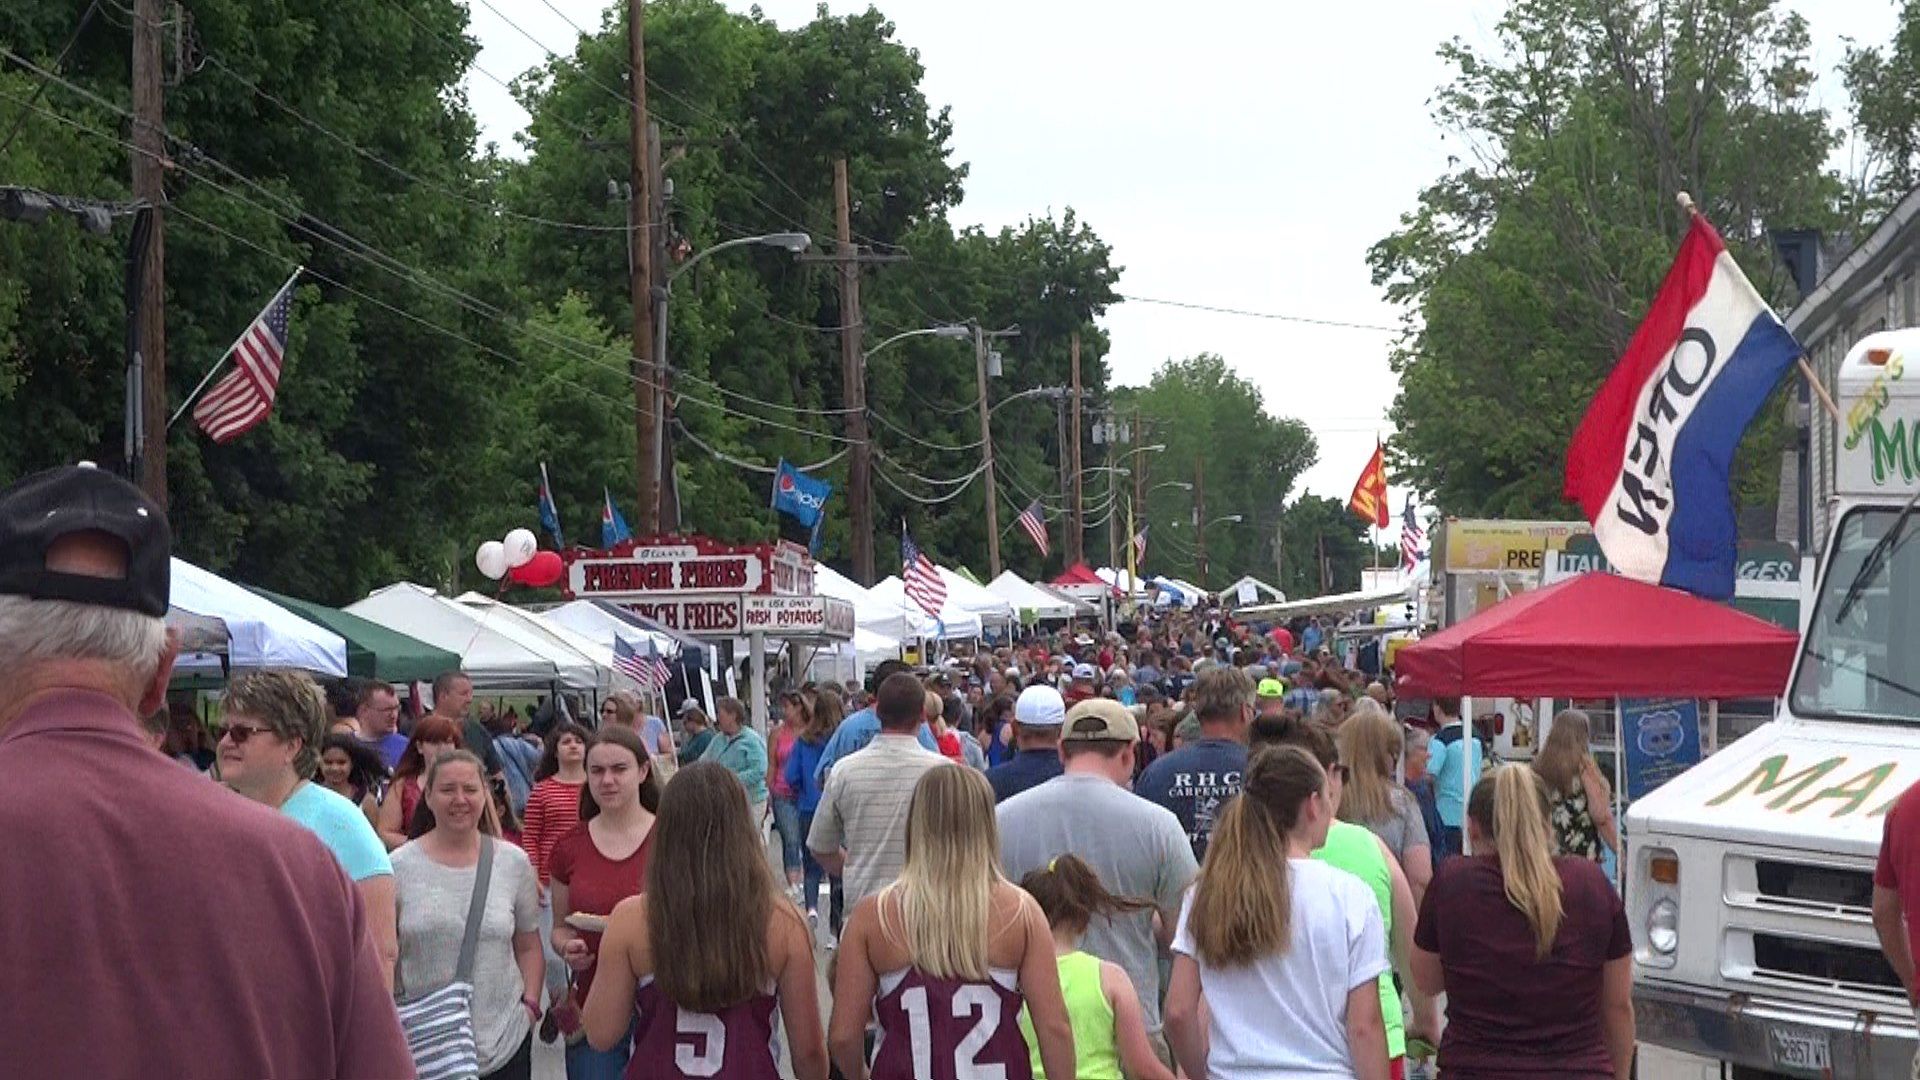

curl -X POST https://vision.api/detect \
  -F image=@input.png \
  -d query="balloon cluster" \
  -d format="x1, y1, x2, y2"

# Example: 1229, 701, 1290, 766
476, 528, 564, 588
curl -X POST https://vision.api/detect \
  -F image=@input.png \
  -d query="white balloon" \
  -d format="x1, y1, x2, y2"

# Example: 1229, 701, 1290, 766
503, 527, 538, 568
476, 540, 510, 580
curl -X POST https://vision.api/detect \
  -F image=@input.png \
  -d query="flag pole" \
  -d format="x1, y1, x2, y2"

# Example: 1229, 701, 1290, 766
1675, 193, 1840, 425
167, 266, 302, 431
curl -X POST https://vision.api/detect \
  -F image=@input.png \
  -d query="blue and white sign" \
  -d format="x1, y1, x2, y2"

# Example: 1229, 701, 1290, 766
770, 459, 832, 529
1620, 697, 1702, 800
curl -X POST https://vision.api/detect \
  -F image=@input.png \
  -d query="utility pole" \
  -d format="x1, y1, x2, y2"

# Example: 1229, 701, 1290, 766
1105, 408, 1118, 572
1194, 457, 1208, 586
1069, 332, 1084, 566
648, 123, 681, 532
975, 323, 1002, 579
627, 0, 659, 534
132, 0, 168, 506
834, 159, 873, 583
1273, 513, 1285, 594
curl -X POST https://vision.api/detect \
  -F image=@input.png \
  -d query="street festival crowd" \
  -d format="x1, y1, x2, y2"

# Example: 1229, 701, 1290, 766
0, 466, 1640, 1080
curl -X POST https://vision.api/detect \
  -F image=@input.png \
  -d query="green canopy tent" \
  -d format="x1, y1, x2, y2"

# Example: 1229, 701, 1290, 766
251, 588, 460, 682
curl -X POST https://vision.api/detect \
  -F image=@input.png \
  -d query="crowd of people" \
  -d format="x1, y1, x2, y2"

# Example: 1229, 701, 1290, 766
1, 463, 1639, 1080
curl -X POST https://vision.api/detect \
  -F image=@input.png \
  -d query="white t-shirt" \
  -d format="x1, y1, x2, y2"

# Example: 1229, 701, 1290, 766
1172, 857, 1388, 1079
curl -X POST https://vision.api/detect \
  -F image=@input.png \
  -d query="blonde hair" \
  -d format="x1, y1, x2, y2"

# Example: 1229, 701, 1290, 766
1468, 765, 1563, 958
604, 691, 641, 729
1532, 709, 1593, 796
1336, 698, 1402, 826
879, 765, 1004, 980
222, 669, 327, 776
418, 750, 501, 836
1187, 745, 1325, 968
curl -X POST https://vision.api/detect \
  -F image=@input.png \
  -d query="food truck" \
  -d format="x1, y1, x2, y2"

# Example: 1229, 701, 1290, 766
1628, 329, 1920, 1077
559, 536, 854, 731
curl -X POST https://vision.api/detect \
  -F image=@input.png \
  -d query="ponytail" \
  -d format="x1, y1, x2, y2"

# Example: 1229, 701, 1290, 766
1021, 854, 1153, 935
1468, 764, 1563, 958
1188, 745, 1324, 968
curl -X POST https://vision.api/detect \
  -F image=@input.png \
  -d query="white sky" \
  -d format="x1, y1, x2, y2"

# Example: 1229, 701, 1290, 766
465, 0, 1896, 517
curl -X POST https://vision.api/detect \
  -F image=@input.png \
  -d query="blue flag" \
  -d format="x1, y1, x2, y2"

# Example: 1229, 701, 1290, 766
771, 458, 832, 530
537, 462, 565, 548
602, 488, 633, 547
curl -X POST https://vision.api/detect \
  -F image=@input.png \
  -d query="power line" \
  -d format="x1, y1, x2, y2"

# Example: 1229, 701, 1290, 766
670, 420, 850, 475
872, 458, 987, 505
1116, 294, 1402, 332
867, 408, 986, 453
0, 0, 98, 156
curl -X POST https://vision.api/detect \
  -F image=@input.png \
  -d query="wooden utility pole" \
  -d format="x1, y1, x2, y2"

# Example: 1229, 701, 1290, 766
1068, 332, 1083, 565
1194, 457, 1208, 586
1105, 408, 1118, 571
648, 122, 681, 532
975, 323, 1001, 579
834, 159, 874, 583
132, 0, 167, 506
627, 0, 659, 533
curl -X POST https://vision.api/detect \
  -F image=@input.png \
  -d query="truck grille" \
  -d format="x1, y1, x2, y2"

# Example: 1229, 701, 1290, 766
1751, 933, 1904, 999
1752, 860, 1874, 918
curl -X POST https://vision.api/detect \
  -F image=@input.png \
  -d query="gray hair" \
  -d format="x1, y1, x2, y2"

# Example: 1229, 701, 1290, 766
0, 595, 168, 690
1403, 726, 1431, 754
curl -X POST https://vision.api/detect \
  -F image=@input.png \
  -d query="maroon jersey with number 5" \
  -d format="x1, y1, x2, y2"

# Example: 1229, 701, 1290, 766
869, 966, 1032, 1080
625, 976, 780, 1079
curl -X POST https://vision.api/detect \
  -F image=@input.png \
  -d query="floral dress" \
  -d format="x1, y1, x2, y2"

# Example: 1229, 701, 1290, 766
1550, 786, 1604, 862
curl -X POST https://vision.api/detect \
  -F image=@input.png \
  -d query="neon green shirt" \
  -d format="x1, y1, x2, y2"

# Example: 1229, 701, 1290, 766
1313, 819, 1406, 1059
1020, 949, 1121, 1079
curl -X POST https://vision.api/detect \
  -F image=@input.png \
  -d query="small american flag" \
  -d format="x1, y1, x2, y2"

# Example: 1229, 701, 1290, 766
193, 274, 298, 443
1131, 525, 1149, 565
1016, 500, 1049, 556
1401, 495, 1427, 572
901, 528, 947, 619
613, 634, 671, 691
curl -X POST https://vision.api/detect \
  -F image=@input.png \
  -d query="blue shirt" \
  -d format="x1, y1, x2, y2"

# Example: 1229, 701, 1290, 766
782, 736, 829, 814
812, 707, 938, 784
495, 734, 540, 815
281, 782, 391, 882
701, 727, 769, 805
1135, 738, 1249, 864
364, 733, 408, 771
986, 748, 1063, 803
1428, 722, 1484, 828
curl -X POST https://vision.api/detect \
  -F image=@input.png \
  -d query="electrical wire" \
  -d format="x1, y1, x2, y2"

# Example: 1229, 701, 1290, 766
670, 420, 849, 474
867, 408, 986, 453
872, 459, 988, 504
0, 0, 97, 156
871, 448, 986, 489
1116, 294, 1401, 332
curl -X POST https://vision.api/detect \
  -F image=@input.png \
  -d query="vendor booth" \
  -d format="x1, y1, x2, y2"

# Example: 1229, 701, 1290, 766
171, 558, 348, 677
868, 575, 985, 641
253, 587, 459, 682
986, 570, 1091, 622
346, 583, 564, 688
559, 537, 853, 730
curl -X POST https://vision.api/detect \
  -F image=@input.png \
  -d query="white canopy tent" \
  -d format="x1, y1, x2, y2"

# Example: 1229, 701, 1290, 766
346, 583, 564, 689
1217, 575, 1286, 609
936, 567, 1015, 627
986, 570, 1089, 620
455, 594, 615, 694
1235, 582, 1414, 621
815, 564, 927, 641
541, 599, 685, 658
869, 576, 984, 640
169, 558, 349, 676
1096, 567, 1148, 595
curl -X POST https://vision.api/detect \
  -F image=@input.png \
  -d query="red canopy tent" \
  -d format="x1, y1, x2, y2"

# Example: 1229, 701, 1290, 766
1394, 572, 1799, 699
1051, 563, 1109, 588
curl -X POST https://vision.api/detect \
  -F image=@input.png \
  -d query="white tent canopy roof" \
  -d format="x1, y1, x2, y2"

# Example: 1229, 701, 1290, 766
168, 558, 348, 676
1235, 582, 1414, 621
346, 583, 564, 689
815, 564, 926, 641
1216, 575, 1286, 607
1096, 567, 1148, 594
455, 594, 614, 693
541, 600, 684, 659
869, 576, 984, 640
986, 570, 1090, 619
935, 566, 1015, 624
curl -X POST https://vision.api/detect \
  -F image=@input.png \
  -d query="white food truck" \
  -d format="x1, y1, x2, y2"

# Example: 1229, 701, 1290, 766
1628, 329, 1920, 1077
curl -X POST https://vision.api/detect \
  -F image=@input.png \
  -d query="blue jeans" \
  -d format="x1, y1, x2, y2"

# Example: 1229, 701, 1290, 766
771, 794, 804, 875
565, 1017, 633, 1080
798, 810, 845, 926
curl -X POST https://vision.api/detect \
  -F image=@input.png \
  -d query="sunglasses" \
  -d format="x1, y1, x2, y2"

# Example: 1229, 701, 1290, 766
215, 722, 277, 746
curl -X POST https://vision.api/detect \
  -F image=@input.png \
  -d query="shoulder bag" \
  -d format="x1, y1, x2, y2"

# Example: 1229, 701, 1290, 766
397, 835, 495, 1080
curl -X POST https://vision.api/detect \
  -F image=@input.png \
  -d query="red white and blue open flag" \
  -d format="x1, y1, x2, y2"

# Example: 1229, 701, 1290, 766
1016, 500, 1049, 556
1563, 213, 1802, 599
192, 274, 297, 443
613, 634, 671, 691
901, 528, 947, 619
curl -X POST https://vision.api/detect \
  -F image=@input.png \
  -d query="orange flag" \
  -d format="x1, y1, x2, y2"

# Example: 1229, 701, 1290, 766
1348, 441, 1389, 528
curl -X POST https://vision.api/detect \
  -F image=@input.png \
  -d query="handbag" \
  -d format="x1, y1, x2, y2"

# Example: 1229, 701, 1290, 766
397, 835, 495, 1080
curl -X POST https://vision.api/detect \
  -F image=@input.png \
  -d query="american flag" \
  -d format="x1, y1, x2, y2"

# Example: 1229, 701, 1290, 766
1016, 500, 1049, 556
1400, 495, 1427, 572
192, 274, 298, 443
1131, 525, 1149, 565
613, 634, 672, 691
901, 528, 947, 618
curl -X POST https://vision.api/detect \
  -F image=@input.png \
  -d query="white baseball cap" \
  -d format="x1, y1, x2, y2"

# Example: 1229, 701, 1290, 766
1013, 685, 1066, 728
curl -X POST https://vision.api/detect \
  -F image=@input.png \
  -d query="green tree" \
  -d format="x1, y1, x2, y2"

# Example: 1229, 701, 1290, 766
1370, 0, 1847, 519
1843, 1, 1920, 216
1276, 495, 1374, 598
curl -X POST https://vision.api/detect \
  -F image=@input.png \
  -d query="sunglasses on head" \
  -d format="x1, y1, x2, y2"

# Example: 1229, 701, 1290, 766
215, 721, 276, 746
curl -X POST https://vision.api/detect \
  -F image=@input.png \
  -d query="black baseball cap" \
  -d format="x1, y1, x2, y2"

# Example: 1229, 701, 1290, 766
0, 464, 170, 617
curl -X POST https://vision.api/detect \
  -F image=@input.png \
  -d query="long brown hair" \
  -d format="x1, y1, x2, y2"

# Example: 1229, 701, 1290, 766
394, 715, 463, 782
1469, 765, 1564, 958
1019, 854, 1152, 935
1187, 745, 1325, 968
802, 687, 844, 744
1532, 709, 1593, 796
646, 762, 790, 1011
1337, 698, 1403, 825
881, 765, 1004, 980
579, 725, 662, 820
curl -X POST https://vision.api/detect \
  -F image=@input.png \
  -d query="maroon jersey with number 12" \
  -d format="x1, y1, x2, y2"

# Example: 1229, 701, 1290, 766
625, 976, 780, 1080
869, 966, 1032, 1080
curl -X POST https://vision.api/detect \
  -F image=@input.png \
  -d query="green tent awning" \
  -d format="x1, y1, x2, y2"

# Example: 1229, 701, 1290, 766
251, 588, 460, 683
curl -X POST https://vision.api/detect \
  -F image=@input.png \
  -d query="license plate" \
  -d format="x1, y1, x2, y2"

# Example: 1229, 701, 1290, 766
1767, 1026, 1831, 1072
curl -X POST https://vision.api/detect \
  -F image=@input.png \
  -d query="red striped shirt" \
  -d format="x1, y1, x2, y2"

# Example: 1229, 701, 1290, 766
521, 778, 582, 888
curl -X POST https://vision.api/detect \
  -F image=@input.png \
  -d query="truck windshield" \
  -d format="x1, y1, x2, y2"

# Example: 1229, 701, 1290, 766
1793, 506, 1920, 722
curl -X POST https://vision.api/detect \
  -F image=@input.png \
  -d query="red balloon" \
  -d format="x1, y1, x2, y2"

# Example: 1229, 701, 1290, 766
508, 550, 565, 588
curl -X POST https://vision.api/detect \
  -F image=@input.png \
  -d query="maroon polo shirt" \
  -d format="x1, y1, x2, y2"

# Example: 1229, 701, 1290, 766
0, 689, 411, 1078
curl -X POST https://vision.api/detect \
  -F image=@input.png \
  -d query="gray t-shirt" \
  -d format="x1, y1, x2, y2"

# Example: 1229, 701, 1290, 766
393, 838, 541, 1073
996, 773, 1198, 1033
1355, 786, 1431, 871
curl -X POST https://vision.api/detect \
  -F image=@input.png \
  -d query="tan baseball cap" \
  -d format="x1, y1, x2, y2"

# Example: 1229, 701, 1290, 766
1062, 698, 1140, 744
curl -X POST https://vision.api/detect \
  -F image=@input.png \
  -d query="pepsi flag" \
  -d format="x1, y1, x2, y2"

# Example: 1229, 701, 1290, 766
771, 459, 833, 530
1564, 215, 1801, 599
602, 488, 632, 548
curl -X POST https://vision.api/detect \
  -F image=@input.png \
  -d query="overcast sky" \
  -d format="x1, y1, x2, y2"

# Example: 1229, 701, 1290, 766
464, 0, 1896, 521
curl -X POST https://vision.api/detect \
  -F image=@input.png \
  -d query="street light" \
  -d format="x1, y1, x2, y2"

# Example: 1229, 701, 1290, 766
1149, 481, 1193, 496
1191, 513, 1243, 587
864, 324, 971, 360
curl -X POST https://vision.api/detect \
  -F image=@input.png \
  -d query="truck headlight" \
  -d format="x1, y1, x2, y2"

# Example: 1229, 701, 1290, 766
1647, 898, 1679, 955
